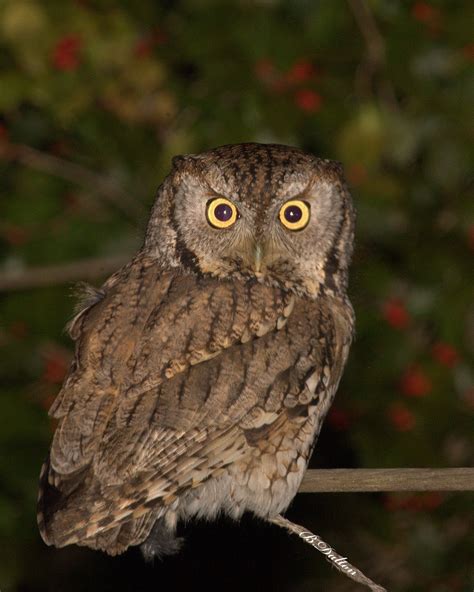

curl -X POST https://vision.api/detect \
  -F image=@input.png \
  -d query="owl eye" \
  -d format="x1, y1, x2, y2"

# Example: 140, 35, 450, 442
279, 199, 310, 231
206, 197, 238, 229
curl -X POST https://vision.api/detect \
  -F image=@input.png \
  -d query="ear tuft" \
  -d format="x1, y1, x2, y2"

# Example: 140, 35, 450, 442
171, 154, 196, 170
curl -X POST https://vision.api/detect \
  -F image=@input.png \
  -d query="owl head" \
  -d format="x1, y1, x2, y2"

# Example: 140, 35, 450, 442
144, 143, 355, 298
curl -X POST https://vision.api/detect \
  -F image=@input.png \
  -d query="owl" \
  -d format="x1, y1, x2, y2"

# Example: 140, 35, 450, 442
37, 143, 355, 559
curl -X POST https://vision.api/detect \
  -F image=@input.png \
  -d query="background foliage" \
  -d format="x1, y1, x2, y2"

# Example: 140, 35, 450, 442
0, 1, 472, 590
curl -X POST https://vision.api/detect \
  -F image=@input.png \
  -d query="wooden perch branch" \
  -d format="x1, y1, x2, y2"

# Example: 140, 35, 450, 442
280, 467, 473, 590
299, 468, 474, 492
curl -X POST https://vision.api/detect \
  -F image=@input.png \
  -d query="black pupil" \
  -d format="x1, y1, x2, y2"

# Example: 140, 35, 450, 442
214, 203, 233, 222
284, 205, 303, 223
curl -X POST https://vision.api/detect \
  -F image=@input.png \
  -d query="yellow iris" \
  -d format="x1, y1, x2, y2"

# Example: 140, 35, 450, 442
206, 197, 238, 229
279, 199, 310, 231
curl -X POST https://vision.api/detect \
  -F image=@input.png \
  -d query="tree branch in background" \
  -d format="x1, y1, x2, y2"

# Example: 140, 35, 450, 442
0, 255, 130, 292
1, 142, 146, 222
346, 0, 399, 110
299, 468, 474, 492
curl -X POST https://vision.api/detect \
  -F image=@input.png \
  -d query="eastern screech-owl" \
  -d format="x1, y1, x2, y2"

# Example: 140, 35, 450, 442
37, 143, 355, 559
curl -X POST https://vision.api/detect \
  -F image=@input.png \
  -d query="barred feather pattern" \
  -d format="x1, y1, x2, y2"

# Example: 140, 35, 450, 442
37, 143, 355, 557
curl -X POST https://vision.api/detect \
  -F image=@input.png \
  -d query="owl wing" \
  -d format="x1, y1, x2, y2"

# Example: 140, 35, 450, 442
38, 255, 301, 546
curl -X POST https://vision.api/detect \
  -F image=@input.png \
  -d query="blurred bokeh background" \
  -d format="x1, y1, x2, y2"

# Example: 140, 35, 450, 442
0, 1, 473, 591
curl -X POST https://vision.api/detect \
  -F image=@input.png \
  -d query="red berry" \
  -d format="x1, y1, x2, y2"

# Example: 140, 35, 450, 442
384, 492, 444, 512
411, 2, 441, 34
286, 59, 315, 84
462, 43, 474, 62
382, 298, 410, 329
43, 353, 69, 383
3, 224, 30, 246
467, 225, 474, 251
400, 366, 432, 397
421, 492, 444, 510
431, 342, 460, 368
411, 2, 439, 23
52, 35, 82, 71
294, 89, 322, 113
388, 402, 417, 431
134, 37, 154, 58
0, 123, 8, 142
327, 407, 351, 431
133, 28, 167, 58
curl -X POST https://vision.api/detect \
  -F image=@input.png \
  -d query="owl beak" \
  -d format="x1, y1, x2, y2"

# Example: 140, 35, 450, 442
254, 243, 263, 273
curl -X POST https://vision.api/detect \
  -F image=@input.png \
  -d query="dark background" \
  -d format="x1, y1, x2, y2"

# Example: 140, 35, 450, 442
0, 1, 473, 590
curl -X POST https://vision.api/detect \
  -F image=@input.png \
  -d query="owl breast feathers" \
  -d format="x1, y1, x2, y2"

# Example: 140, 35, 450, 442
37, 143, 355, 558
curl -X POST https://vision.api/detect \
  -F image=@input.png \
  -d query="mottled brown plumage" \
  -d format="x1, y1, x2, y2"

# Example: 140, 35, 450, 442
37, 143, 355, 558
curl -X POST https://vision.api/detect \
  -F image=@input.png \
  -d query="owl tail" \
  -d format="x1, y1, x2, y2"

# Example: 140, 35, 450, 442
37, 454, 179, 557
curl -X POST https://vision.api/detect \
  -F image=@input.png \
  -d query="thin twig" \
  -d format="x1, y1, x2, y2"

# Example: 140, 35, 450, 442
1, 142, 146, 221
346, 0, 399, 110
269, 515, 387, 591
299, 467, 474, 492
0, 255, 130, 292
